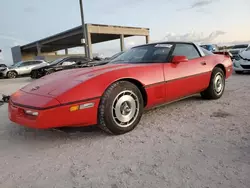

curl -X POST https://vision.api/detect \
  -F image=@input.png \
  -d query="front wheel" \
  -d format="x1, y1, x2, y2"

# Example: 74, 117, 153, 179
7, 71, 17, 79
98, 81, 144, 135
201, 67, 225, 100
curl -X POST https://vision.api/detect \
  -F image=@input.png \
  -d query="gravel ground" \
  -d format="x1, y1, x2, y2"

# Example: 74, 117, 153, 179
0, 74, 250, 188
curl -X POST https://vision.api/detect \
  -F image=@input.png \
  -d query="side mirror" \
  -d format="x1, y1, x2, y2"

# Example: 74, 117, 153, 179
172, 56, 188, 64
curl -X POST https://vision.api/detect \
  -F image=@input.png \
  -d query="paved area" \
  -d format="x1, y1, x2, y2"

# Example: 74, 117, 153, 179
0, 75, 250, 188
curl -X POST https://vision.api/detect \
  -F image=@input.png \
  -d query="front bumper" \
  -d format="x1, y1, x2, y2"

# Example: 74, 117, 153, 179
8, 94, 100, 129
0, 69, 8, 77
233, 59, 250, 71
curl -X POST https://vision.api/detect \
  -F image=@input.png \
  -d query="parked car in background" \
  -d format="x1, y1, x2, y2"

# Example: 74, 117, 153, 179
229, 44, 250, 60
0, 64, 7, 77
1, 60, 47, 78
30, 56, 94, 79
0, 63, 7, 71
87, 51, 125, 67
9, 41, 233, 135
30, 52, 125, 79
233, 46, 250, 73
200, 44, 219, 52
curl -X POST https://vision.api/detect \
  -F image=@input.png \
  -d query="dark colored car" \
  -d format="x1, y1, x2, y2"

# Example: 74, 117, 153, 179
0, 64, 7, 77
30, 56, 94, 79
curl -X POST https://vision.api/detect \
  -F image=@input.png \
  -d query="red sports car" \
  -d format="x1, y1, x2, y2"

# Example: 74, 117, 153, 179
8, 42, 233, 134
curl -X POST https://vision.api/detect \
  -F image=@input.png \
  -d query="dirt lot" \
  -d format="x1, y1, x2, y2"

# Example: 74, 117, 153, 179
0, 75, 250, 188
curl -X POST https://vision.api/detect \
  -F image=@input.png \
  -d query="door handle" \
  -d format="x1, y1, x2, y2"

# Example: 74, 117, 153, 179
200, 61, 206, 65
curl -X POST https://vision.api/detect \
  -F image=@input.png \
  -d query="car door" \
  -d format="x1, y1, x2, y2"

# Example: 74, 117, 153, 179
29, 61, 43, 69
59, 58, 77, 70
16, 62, 30, 75
164, 43, 210, 102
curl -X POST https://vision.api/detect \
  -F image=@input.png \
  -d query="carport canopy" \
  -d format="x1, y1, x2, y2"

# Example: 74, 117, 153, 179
20, 23, 150, 57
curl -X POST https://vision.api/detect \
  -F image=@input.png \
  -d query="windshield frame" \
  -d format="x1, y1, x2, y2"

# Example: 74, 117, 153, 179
245, 46, 250, 51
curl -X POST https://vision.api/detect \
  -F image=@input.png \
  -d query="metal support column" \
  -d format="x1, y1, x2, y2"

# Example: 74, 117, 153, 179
65, 48, 68, 55
79, 0, 89, 58
120, 34, 125, 51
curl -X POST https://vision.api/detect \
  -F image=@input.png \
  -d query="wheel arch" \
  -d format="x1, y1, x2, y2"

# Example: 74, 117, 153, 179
103, 78, 148, 107
7, 70, 18, 77
214, 64, 226, 75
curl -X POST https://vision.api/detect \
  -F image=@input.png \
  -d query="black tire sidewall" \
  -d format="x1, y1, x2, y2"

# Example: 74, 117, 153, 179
99, 81, 144, 134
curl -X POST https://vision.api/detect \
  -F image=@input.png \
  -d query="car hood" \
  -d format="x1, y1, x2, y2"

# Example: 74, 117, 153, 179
239, 50, 250, 59
20, 63, 130, 97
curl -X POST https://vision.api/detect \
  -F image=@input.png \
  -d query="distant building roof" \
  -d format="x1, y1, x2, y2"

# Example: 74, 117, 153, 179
20, 23, 150, 53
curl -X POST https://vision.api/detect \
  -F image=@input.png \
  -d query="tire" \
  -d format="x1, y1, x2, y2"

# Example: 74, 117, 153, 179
45, 69, 55, 75
7, 71, 17, 79
98, 81, 144, 135
235, 71, 243, 74
201, 67, 225, 100
30, 71, 37, 79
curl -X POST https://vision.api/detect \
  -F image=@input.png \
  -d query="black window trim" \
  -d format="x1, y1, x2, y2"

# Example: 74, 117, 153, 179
167, 42, 202, 62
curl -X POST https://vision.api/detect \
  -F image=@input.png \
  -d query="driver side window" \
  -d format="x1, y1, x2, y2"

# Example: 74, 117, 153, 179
60, 59, 77, 66
172, 44, 201, 60
19, 62, 28, 67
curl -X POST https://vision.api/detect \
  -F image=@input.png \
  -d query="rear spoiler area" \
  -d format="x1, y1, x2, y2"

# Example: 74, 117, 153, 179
213, 51, 233, 58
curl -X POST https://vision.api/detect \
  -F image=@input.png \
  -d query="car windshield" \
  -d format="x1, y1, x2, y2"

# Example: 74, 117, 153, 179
109, 51, 124, 60
48, 57, 66, 66
109, 44, 173, 64
245, 46, 250, 51
11, 61, 23, 68
232, 44, 248, 49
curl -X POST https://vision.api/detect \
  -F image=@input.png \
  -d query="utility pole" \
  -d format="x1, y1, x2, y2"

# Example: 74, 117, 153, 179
79, 0, 89, 58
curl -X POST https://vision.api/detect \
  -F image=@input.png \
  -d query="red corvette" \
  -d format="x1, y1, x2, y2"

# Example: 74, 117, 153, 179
8, 42, 233, 134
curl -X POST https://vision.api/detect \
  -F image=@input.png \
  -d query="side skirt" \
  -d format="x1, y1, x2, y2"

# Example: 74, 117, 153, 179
144, 93, 200, 112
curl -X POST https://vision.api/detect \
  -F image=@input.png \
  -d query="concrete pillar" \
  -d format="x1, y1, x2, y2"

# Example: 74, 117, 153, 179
65, 48, 68, 55
85, 24, 92, 59
36, 42, 41, 55
146, 35, 150, 44
87, 32, 92, 59
120, 34, 125, 51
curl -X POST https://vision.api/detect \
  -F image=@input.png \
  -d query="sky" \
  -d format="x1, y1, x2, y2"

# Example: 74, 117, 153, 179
0, 0, 250, 65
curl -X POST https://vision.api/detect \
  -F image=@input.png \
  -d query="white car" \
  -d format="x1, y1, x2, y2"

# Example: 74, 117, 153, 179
229, 44, 250, 60
233, 46, 250, 73
1, 60, 48, 78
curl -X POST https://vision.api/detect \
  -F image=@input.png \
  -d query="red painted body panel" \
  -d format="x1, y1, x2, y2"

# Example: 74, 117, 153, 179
164, 56, 211, 102
8, 52, 233, 129
9, 98, 100, 129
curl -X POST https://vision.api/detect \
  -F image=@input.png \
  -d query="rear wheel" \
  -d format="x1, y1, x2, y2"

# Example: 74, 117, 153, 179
30, 70, 38, 79
98, 81, 144, 135
7, 71, 17, 79
201, 67, 225, 100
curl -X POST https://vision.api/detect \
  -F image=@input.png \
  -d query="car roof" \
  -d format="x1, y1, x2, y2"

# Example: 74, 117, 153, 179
131, 41, 196, 48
